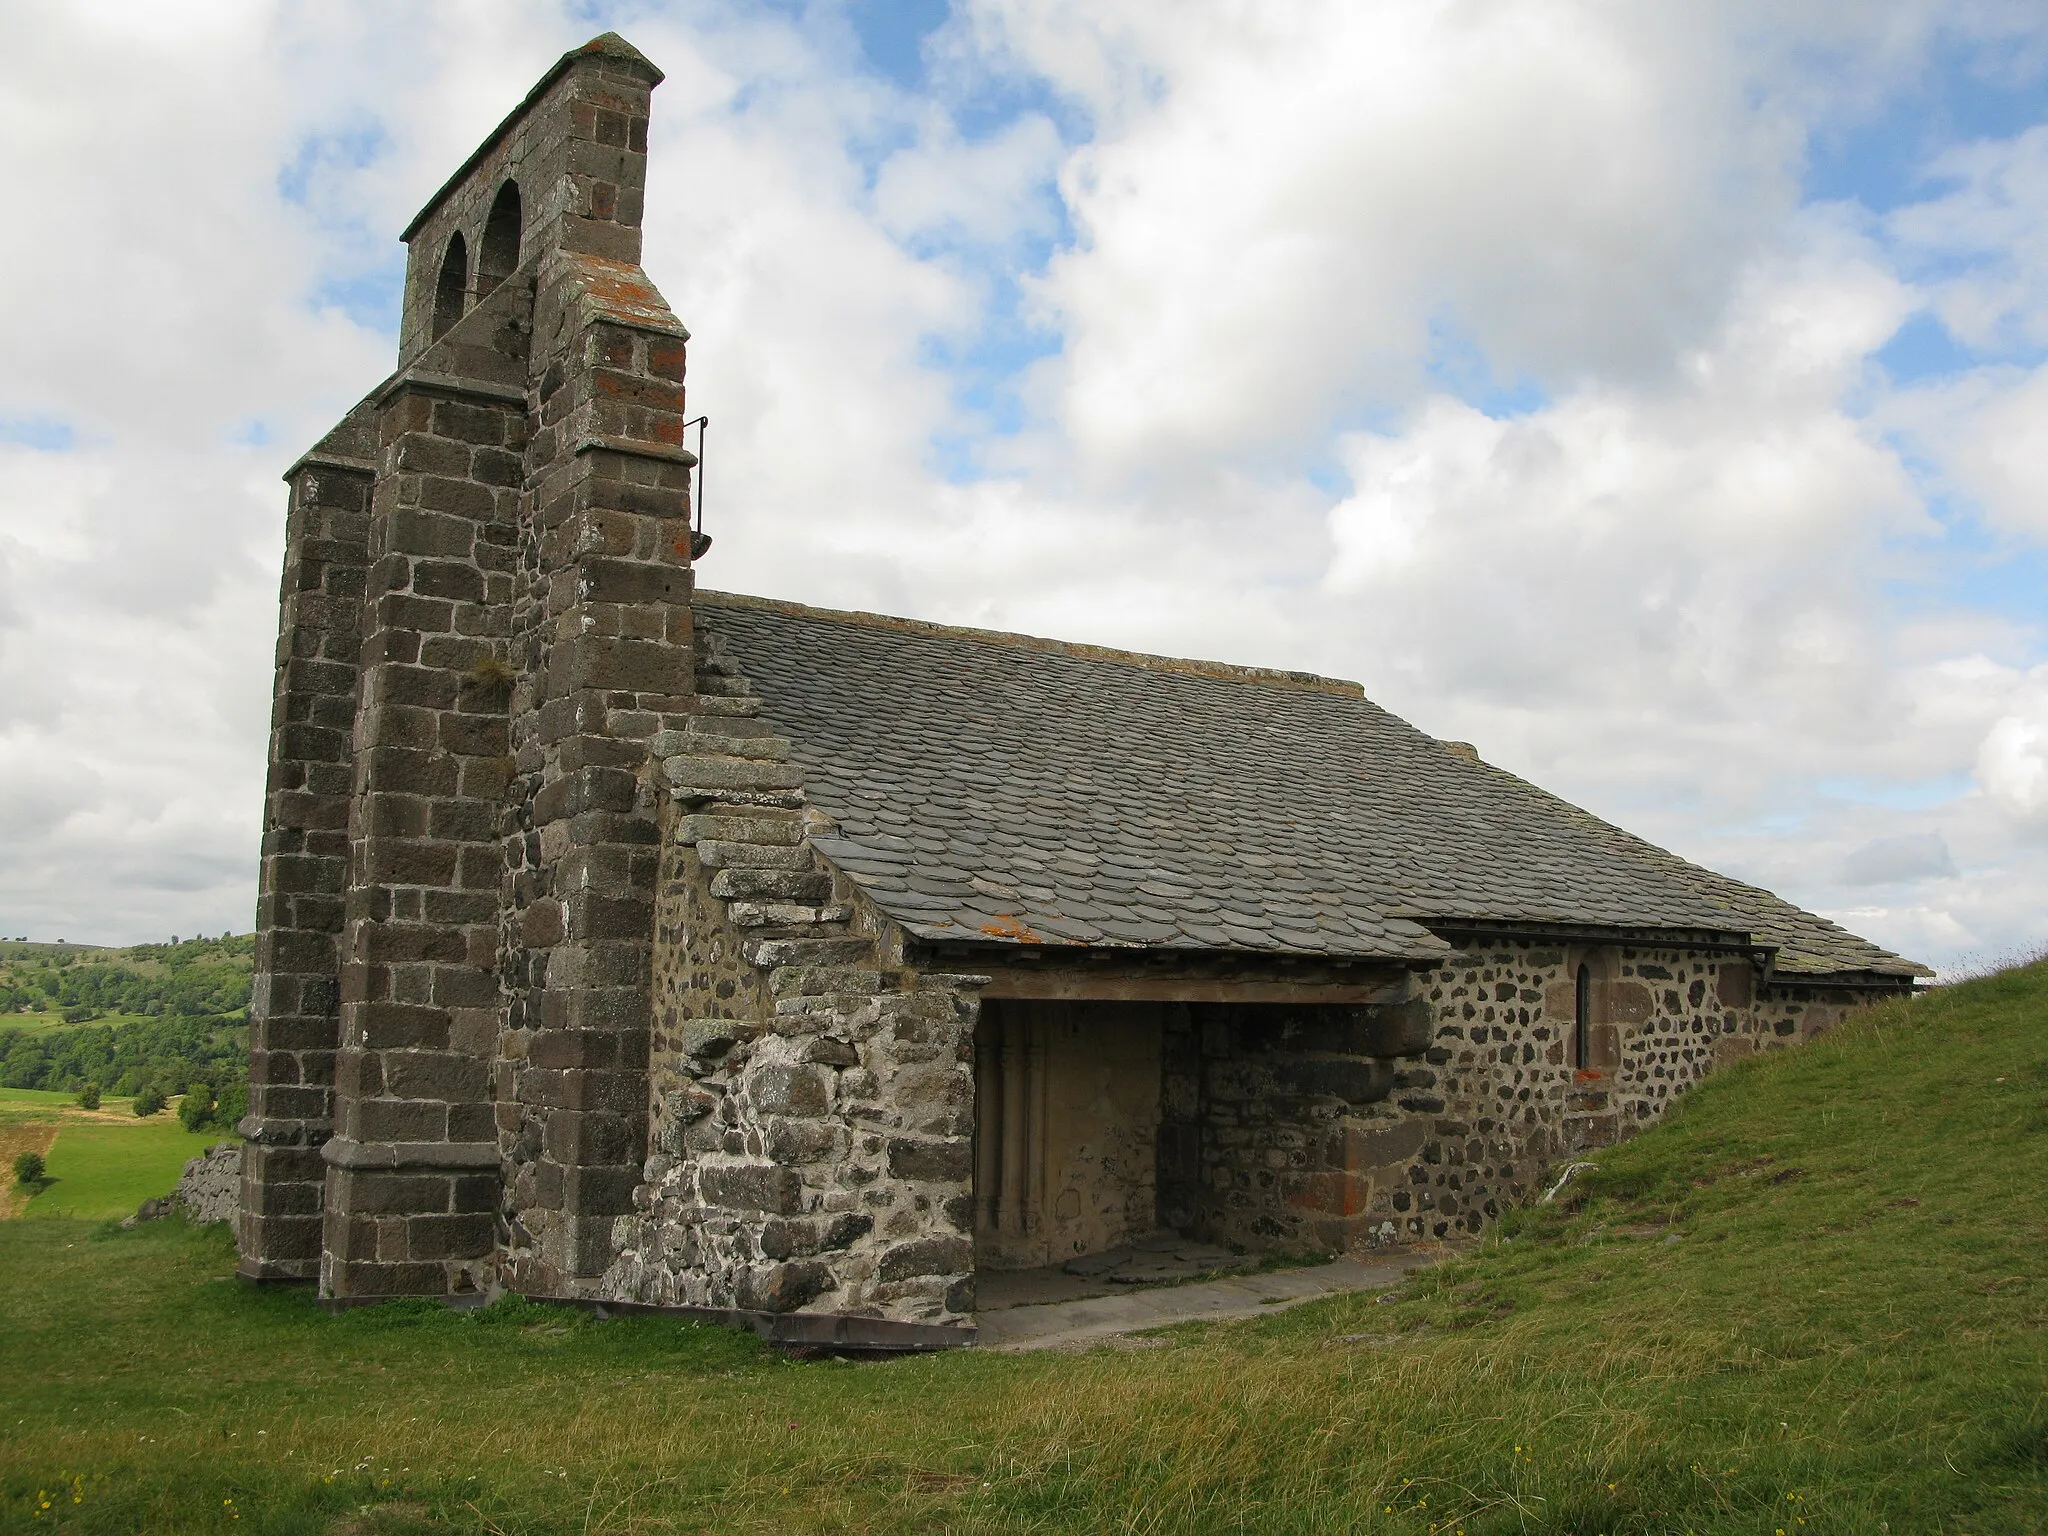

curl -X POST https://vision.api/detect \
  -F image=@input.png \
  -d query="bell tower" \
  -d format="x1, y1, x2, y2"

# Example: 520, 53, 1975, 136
240, 34, 700, 1299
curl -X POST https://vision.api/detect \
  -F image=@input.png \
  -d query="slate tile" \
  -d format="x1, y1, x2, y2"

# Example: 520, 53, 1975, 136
700, 595, 1921, 978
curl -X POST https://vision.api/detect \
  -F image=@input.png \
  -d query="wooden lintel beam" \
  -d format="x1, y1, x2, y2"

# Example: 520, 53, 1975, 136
974, 969, 1410, 1004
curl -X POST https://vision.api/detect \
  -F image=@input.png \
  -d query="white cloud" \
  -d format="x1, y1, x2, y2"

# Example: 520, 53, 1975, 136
873, 111, 1064, 251
0, 0, 2045, 982
1894, 364, 2048, 539
1840, 831, 1957, 885
1977, 667, 2048, 825
1318, 228, 1922, 782
1891, 123, 2048, 352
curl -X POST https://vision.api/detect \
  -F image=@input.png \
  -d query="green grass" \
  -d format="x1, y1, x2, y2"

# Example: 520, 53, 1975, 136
0, 1088, 140, 1112
0, 1087, 93, 1106
20, 1115, 223, 1221
0, 1013, 159, 1039
1, 962, 2045, 1534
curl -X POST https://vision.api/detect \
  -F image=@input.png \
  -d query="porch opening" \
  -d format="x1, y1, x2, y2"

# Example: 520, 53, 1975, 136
972, 998, 1165, 1272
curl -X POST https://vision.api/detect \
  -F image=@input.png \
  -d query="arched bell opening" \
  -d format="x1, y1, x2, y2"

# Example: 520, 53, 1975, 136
431, 230, 468, 340
477, 181, 522, 298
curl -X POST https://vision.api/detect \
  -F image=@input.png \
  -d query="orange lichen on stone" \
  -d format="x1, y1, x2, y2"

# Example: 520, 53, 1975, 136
979, 915, 1046, 944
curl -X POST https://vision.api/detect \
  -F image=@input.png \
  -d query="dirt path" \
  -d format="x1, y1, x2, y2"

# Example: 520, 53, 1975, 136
973, 1249, 1448, 1352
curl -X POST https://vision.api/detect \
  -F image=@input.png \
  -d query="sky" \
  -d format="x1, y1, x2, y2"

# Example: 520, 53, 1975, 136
0, 0, 2043, 974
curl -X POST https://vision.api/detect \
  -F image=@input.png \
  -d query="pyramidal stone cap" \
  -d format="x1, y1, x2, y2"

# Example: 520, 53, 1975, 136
400, 33, 663, 242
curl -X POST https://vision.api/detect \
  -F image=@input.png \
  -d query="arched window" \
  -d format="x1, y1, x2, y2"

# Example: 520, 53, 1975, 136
1574, 963, 1592, 1070
431, 230, 468, 340
477, 181, 522, 298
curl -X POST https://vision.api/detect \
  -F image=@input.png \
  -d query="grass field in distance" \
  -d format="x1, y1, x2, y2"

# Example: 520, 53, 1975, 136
1, 1090, 223, 1222
1, 960, 2044, 1533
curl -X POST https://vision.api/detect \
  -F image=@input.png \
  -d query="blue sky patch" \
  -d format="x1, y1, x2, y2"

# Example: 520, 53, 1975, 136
1423, 316, 1549, 419
1877, 310, 1979, 383
278, 123, 390, 206
1804, 29, 2048, 213
1885, 489, 2048, 662
1816, 772, 1973, 811
0, 417, 76, 452
848, 0, 950, 92
309, 263, 406, 339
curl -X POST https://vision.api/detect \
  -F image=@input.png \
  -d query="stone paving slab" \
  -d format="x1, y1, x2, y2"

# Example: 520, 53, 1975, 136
972, 1248, 1447, 1353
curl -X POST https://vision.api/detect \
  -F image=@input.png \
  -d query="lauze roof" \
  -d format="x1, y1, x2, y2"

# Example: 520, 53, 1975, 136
694, 592, 1928, 982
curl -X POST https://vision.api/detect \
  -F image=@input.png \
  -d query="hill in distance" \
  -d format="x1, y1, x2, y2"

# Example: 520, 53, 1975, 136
0, 935, 252, 1101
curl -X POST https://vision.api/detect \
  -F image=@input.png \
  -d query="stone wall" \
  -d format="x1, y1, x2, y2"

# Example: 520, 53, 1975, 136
320, 351, 528, 1300
492, 287, 697, 1297
1373, 941, 1879, 1243
603, 635, 983, 1324
1753, 981, 1863, 1046
1165, 940, 1901, 1254
1162, 993, 1437, 1253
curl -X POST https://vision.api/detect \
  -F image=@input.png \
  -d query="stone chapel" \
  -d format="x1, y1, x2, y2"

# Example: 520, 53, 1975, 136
237, 33, 1927, 1347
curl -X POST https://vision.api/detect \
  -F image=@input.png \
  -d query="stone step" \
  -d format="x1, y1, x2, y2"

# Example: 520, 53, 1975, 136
769, 965, 884, 999
676, 811, 803, 847
710, 868, 834, 902
697, 840, 812, 871
727, 901, 852, 929
744, 936, 874, 968
673, 787, 806, 810
774, 993, 880, 1019
692, 695, 762, 718
651, 719, 782, 758
676, 732, 790, 763
693, 673, 754, 696
663, 757, 805, 797
691, 713, 783, 741
679, 1017, 742, 1059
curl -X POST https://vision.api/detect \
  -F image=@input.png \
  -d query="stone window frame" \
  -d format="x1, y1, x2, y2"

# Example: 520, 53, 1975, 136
1573, 960, 1592, 1070
1564, 945, 1624, 1079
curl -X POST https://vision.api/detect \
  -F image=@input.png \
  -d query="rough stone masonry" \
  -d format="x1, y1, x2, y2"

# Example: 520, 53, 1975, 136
239, 33, 1928, 1340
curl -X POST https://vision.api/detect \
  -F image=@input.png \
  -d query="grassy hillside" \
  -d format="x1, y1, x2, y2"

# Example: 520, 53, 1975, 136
0, 934, 252, 1027
0, 961, 2043, 1534
20, 1117, 224, 1222
0, 935, 251, 1101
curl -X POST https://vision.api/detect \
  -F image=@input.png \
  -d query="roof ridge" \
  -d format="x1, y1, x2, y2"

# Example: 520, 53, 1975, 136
694, 589, 1367, 698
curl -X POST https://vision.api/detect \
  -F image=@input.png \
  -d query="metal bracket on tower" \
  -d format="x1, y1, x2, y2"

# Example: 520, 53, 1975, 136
684, 415, 711, 560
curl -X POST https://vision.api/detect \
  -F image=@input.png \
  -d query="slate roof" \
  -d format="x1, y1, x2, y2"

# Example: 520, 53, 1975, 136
693, 592, 1928, 980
